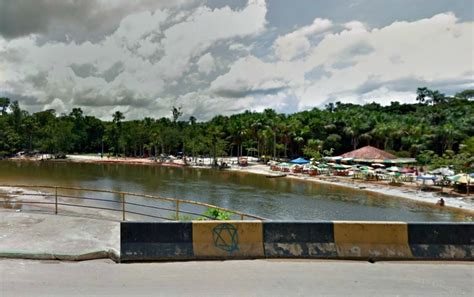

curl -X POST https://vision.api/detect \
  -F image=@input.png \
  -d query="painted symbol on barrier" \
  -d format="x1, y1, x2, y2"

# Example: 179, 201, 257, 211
212, 223, 239, 254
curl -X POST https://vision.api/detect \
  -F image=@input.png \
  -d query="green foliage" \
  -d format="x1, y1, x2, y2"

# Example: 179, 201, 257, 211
303, 139, 323, 160
455, 89, 474, 100
427, 150, 473, 172
417, 150, 436, 165
460, 137, 474, 156
416, 87, 447, 104
0, 87, 472, 167
171, 106, 183, 122
202, 208, 232, 220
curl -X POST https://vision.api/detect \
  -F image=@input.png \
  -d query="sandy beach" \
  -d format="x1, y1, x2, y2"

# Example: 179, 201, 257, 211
4, 154, 474, 215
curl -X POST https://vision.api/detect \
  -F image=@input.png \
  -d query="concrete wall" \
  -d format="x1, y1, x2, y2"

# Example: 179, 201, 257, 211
120, 221, 473, 262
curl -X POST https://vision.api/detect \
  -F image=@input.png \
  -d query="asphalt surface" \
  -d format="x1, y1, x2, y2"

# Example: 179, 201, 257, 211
0, 259, 472, 297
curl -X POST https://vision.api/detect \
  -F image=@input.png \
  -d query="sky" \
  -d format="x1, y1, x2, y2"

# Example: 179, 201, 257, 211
0, 0, 473, 121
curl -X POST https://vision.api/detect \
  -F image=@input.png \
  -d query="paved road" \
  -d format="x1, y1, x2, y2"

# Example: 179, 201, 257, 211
0, 259, 472, 297
0, 210, 119, 259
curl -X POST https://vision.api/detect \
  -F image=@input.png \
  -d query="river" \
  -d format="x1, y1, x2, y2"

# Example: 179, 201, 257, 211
0, 160, 470, 221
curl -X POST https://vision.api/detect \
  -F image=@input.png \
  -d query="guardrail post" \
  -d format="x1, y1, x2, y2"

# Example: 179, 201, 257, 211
175, 200, 180, 221
121, 193, 126, 221
55, 187, 58, 215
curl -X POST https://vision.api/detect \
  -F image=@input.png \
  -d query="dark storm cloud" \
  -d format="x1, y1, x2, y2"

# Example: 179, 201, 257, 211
0, 0, 97, 39
0, 0, 197, 42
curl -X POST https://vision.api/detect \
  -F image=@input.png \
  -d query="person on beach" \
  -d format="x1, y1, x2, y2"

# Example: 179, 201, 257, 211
436, 198, 445, 207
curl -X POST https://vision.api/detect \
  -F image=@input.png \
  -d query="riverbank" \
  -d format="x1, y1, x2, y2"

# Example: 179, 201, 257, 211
226, 163, 474, 214
4, 155, 474, 216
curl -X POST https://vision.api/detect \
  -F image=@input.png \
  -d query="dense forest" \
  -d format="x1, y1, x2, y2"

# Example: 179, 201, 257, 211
0, 88, 473, 170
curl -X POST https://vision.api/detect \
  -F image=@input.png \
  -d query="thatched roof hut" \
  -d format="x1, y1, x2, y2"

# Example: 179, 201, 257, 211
324, 146, 416, 164
340, 145, 396, 160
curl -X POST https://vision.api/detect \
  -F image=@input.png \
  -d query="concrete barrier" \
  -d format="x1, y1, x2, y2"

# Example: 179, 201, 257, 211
120, 221, 264, 261
408, 223, 473, 260
333, 221, 413, 260
120, 221, 473, 262
263, 222, 336, 258
192, 221, 264, 259
121, 222, 193, 261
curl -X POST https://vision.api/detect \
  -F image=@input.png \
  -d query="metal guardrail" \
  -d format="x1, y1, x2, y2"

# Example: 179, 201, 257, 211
0, 184, 265, 221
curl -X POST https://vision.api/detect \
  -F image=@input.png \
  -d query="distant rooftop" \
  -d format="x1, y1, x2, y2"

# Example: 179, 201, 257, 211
340, 145, 396, 160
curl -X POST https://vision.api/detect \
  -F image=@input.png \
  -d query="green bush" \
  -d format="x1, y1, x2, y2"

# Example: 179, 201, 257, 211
202, 207, 232, 220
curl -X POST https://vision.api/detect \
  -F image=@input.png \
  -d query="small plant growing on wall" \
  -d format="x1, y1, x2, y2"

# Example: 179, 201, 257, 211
202, 207, 232, 220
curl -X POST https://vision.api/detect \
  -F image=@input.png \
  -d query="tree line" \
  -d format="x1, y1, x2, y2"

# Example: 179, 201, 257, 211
0, 88, 473, 169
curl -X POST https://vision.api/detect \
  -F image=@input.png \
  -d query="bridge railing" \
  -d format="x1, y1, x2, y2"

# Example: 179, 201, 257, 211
0, 184, 265, 222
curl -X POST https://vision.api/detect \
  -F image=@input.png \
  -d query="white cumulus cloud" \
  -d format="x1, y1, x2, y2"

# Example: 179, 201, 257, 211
273, 18, 333, 60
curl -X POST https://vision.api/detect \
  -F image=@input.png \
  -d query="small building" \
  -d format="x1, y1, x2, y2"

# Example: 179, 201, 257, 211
324, 145, 416, 164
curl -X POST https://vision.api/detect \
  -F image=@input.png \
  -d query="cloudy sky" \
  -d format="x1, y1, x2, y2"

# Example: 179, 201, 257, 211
0, 0, 473, 120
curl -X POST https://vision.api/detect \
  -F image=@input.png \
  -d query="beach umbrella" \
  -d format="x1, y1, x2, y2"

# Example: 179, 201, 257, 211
332, 164, 348, 170
386, 166, 400, 172
318, 163, 328, 168
289, 157, 310, 165
430, 167, 455, 176
416, 175, 437, 188
323, 156, 342, 161
371, 163, 385, 168
278, 162, 290, 168
447, 173, 472, 195
448, 173, 471, 184
416, 175, 437, 183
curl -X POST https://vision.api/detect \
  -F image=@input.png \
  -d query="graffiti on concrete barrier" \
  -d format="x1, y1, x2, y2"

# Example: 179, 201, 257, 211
212, 223, 239, 254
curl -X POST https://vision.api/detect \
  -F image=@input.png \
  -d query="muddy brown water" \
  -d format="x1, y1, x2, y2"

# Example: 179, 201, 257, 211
0, 160, 471, 221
